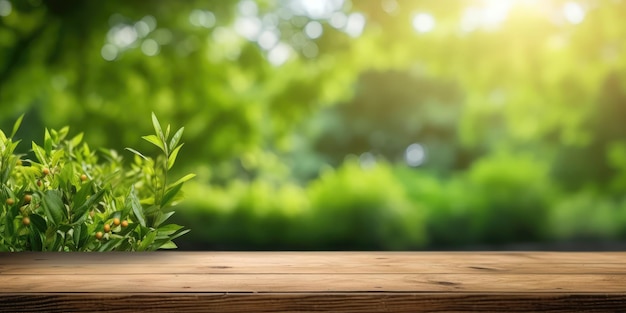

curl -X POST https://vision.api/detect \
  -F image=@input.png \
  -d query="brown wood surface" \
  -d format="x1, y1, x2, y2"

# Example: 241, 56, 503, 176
1, 252, 626, 312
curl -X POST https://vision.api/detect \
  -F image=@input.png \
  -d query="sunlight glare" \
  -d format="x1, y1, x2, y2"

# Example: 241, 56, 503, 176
460, 0, 515, 32
563, 2, 585, 24
297, 0, 344, 19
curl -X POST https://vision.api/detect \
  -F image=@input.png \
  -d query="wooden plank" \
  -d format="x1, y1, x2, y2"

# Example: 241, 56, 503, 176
3, 262, 626, 275
1, 293, 626, 313
2, 251, 626, 265
2, 252, 626, 312
2, 252, 626, 275
2, 273, 626, 293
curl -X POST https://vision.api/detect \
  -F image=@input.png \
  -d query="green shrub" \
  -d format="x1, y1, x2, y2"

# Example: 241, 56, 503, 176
173, 179, 309, 250
465, 152, 554, 244
175, 159, 427, 250
394, 168, 479, 248
0, 114, 193, 251
548, 191, 626, 241
306, 159, 426, 249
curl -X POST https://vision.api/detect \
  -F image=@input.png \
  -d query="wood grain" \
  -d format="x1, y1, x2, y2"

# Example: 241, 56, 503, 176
2, 293, 626, 313
1, 252, 626, 312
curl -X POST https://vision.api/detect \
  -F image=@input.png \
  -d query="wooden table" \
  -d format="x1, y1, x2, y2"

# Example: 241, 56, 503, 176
1, 252, 625, 312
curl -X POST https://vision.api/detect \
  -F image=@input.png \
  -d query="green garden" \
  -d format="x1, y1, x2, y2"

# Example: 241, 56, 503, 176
2, 0, 626, 250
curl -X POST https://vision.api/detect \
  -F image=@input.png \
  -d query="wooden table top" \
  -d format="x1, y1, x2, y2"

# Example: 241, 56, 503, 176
1, 252, 626, 312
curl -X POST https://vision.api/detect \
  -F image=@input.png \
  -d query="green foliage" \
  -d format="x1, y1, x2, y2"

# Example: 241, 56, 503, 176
394, 152, 555, 248
0, 114, 192, 251
548, 191, 626, 241
4, 0, 626, 249
171, 179, 310, 250
172, 160, 427, 250
465, 152, 554, 244
306, 160, 425, 249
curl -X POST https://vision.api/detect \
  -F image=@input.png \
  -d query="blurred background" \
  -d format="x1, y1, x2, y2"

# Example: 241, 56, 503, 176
2, 0, 626, 250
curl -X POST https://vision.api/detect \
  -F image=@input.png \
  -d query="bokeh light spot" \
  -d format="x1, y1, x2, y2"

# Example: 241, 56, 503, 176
304, 21, 323, 39
141, 39, 160, 56
108, 25, 138, 48
563, 2, 585, 24
302, 41, 319, 58
258, 30, 279, 50
412, 13, 435, 33
190, 9, 216, 28
359, 152, 376, 169
238, 0, 258, 16
101, 44, 118, 61
381, 0, 398, 14
329, 12, 348, 29
268, 42, 292, 66
405, 143, 426, 167
345, 12, 366, 37
235, 16, 262, 40
0, 0, 12, 17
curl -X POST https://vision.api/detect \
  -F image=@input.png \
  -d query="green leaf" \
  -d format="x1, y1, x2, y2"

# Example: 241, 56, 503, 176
50, 149, 64, 167
11, 114, 24, 138
161, 182, 183, 207
0, 163, 12, 185
29, 214, 47, 234
142, 135, 165, 152
57, 127, 70, 141
42, 190, 66, 225
169, 127, 184, 152
72, 188, 105, 224
168, 173, 196, 189
49, 232, 64, 251
128, 187, 146, 227
73, 181, 94, 209
167, 144, 183, 170
115, 222, 138, 237
151, 112, 167, 152
29, 230, 43, 251
125, 147, 148, 160
157, 223, 183, 236
155, 211, 175, 227
70, 133, 84, 147
32, 142, 47, 163
167, 228, 190, 242
156, 240, 177, 249
137, 230, 157, 251
4, 214, 14, 239
73, 225, 83, 250
97, 238, 124, 251
44, 129, 52, 154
